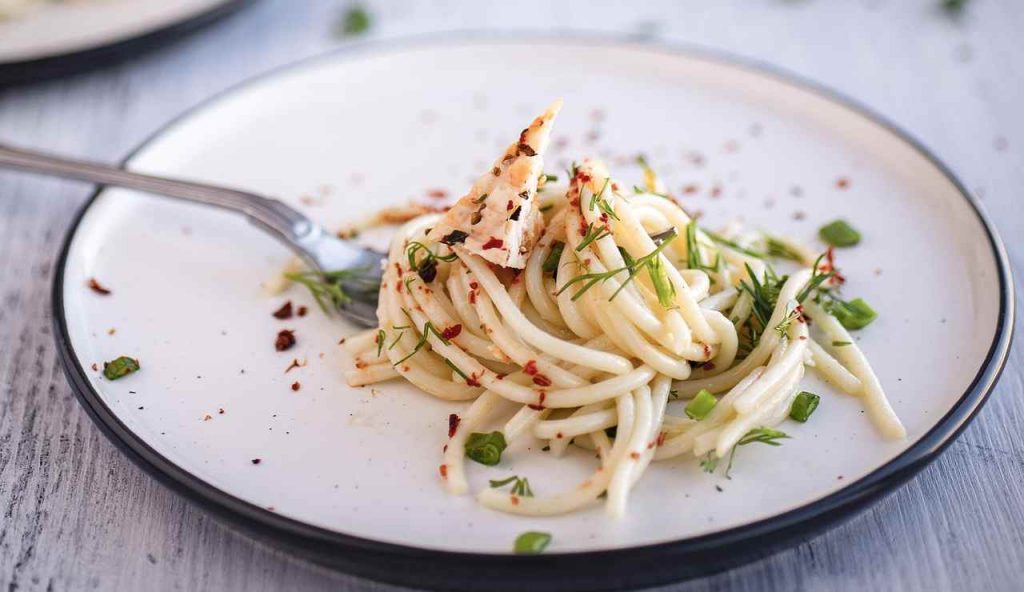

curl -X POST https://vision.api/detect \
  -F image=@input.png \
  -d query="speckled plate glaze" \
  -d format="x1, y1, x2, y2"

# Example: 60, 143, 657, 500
51, 36, 1014, 591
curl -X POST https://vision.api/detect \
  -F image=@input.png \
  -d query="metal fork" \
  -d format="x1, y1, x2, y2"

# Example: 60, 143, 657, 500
0, 142, 384, 326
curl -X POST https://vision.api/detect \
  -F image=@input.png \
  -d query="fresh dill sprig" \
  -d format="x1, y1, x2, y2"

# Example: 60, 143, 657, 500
773, 302, 802, 337
558, 231, 679, 304
702, 427, 790, 477
704, 229, 768, 259
392, 320, 450, 366
489, 475, 534, 497
795, 253, 836, 302
588, 178, 620, 221
575, 223, 612, 252
763, 235, 803, 261
285, 267, 378, 314
444, 359, 469, 381
376, 329, 386, 357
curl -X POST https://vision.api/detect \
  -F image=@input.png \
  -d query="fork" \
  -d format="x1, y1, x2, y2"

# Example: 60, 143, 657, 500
0, 142, 384, 326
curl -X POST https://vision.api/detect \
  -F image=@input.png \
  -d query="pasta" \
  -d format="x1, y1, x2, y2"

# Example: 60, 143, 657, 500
340, 104, 904, 518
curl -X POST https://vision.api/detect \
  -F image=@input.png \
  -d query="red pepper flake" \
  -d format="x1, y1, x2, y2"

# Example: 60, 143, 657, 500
218, 408, 225, 415
275, 330, 296, 351
291, 381, 301, 391
836, 177, 850, 190
482, 237, 504, 250
506, 199, 514, 211
87, 278, 111, 295
630, 452, 641, 460
251, 458, 261, 465
556, 432, 564, 439
448, 414, 461, 437
297, 305, 308, 317
532, 374, 552, 387
427, 188, 448, 199
272, 301, 293, 319
702, 361, 716, 371
523, 360, 539, 375
285, 358, 305, 373
466, 373, 482, 387
492, 166, 501, 176
203, 414, 212, 421
441, 324, 463, 340
701, 343, 711, 359
682, 184, 699, 194
527, 403, 545, 411
439, 464, 448, 479
468, 290, 477, 304
510, 495, 520, 506
656, 432, 666, 447
91, 363, 99, 371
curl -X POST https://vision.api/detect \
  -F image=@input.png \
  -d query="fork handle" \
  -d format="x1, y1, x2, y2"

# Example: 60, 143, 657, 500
0, 141, 316, 245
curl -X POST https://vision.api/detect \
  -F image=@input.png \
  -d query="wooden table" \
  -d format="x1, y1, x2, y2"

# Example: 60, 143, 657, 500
1, 1, 1020, 590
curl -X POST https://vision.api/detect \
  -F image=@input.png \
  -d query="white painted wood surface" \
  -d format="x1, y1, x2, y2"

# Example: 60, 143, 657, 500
0, 1, 1020, 590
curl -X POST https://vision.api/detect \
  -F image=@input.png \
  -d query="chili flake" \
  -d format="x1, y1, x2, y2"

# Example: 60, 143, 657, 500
275, 330, 296, 351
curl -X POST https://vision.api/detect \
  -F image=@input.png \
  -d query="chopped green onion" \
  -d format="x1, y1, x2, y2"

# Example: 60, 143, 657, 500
465, 431, 507, 465
826, 297, 877, 330
514, 531, 551, 554
337, 5, 371, 37
789, 392, 820, 423
685, 389, 717, 420
819, 220, 861, 247
103, 356, 139, 380
543, 173, 558, 183
542, 241, 565, 275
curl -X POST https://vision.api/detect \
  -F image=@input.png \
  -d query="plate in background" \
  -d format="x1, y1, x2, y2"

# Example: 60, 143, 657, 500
51, 36, 1013, 591
0, 0, 246, 84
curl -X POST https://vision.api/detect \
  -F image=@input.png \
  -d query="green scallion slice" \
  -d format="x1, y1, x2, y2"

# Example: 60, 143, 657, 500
464, 431, 507, 466
789, 391, 821, 423
819, 219, 861, 247
103, 356, 140, 380
685, 389, 717, 420
827, 297, 877, 330
514, 531, 552, 554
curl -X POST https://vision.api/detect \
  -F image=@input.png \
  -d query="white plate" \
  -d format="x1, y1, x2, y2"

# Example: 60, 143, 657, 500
52, 37, 1013, 590
0, 0, 240, 78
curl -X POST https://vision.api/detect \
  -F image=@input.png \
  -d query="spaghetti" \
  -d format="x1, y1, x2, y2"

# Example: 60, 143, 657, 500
340, 104, 904, 518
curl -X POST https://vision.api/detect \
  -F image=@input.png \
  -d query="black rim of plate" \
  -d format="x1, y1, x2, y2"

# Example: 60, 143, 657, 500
49, 33, 1016, 592
0, 0, 249, 86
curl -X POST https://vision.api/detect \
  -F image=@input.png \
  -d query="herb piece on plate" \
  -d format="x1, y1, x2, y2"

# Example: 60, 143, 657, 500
825, 297, 878, 330
337, 4, 371, 37
103, 356, 139, 380
464, 431, 507, 466
818, 219, 861, 247
789, 391, 821, 423
514, 531, 552, 554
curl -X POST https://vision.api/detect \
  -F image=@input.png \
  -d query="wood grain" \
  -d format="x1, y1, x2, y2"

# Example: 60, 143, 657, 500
1, 0, 1021, 590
